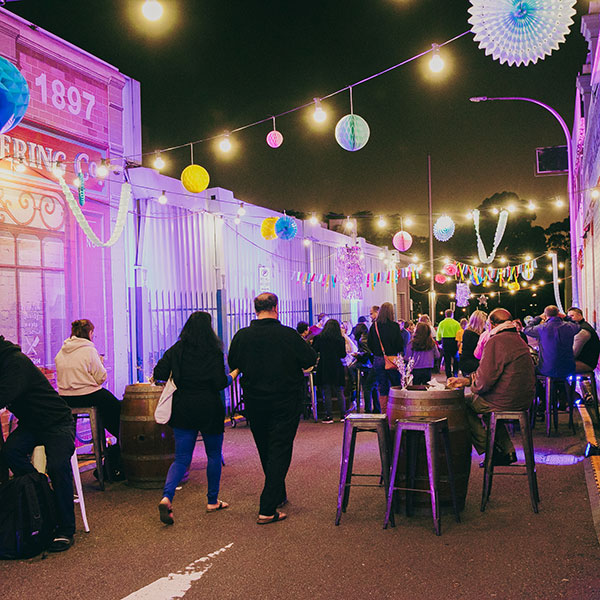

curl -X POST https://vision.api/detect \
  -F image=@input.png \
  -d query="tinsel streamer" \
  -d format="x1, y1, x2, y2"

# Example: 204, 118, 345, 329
472, 208, 509, 264
336, 245, 365, 300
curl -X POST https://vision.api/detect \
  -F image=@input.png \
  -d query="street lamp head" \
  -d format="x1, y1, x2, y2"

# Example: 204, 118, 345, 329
469, 96, 488, 103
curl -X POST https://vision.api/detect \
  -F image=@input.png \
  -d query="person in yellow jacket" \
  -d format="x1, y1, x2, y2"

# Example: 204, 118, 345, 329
436, 309, 462, 378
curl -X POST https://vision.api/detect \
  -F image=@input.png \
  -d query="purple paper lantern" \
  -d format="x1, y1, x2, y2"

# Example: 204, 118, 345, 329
266, 130, 284, 148
0, 56, 29, 134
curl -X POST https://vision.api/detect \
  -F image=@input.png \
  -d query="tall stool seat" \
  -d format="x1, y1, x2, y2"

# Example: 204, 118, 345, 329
534, 375, 576, 436
481, 410, 539, 514
577, 372, 599, 422
384, 417, 460, 536
335, 413, 392, 526
71, 407, 110, 491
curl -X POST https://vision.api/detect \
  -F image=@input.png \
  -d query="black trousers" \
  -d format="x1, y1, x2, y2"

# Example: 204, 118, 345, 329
246, 400, 301, 516
63, 388, 121, 440
441, 338, 459, 378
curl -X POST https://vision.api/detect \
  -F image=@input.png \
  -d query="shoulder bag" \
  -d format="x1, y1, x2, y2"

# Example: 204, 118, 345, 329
375, 323, 398, 371
154, 374, 176, 424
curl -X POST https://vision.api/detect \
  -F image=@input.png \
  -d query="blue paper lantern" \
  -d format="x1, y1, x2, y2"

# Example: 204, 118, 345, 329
275, 215, 297, 240
335, 114, 370, 151
0, 57, 29, 134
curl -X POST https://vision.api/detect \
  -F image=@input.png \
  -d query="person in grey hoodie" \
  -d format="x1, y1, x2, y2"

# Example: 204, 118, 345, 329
54, 319, 122, 478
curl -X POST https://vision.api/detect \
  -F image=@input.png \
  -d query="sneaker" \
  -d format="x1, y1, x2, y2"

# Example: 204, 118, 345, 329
48, 535, 74, 553
322, 417, 334, 424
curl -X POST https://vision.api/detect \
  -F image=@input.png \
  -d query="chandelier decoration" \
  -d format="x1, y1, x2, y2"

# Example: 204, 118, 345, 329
472, 208, 508, 264
336, 245, 365, 300
468, 0, 577, 67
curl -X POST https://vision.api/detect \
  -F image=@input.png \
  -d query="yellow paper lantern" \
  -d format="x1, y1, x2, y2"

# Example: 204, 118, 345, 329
261, 217, 278, 240
181, 164, 210, 193
508, 281, 520, 291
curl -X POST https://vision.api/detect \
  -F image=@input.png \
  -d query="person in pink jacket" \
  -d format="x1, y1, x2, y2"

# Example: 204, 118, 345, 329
54, 319, 122, 479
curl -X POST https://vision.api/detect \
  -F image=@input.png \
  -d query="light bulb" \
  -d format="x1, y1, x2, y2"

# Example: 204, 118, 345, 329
15, 158, 26, 173
592, 189, 600, 200
303, 239, 311, 247
527, 201, 536, 211
466, 211, 473, 220
234, 216, 241, 225
378, 251, 385, 260
153, 153, 165, 170
492, 207, 499, 215
73, 177, 81, 188
344, 218, 354, 231
313, 98, 326, 123
429, 45, 444, 73
97, 159, 109, 178
525, 255, 531, 261
237, 203, 246, 216
309, 214, 318, 225
52, 162, 65, 177
377, 216, 386, 229
539, 279, 545, 285
220, 136, 232, 153
158, 191, 167, 205
555, 198, 564, 208
142, 0, 163, 21
507, 204, 516, 213
412, 255, 419, 261
547, 265, 553, 272
559, 262, 564, 269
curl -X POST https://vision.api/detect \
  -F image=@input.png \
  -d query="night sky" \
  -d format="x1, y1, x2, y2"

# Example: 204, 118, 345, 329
5, 0, 590, 237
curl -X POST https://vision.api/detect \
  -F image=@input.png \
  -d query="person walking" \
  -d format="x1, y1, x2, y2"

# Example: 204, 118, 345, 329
404, 322, 440, 385
312, 319, 347, 422
153, 311, 235, 525
367, 302, 403, 414
54, 319, 123, 479
228, 293, 317, 525
436, 309, 462, 378
459, 310, 487, 377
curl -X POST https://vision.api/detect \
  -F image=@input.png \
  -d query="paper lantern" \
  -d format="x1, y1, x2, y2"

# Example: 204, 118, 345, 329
456, 282, 470, 307
275, 215, 297, 240
393, 230, 413, 252
433, 216, 455, 242
522, 263, 535, 281
443, 263, 458, 277
508, 281, 520, 291
434, 274, 447, 284
0, 56, 29, 134
335, 114, 370, 151
181, 164, 210, 193
266, 130, 284, 148
261, 217, 278, 240
468, 0, 577, 67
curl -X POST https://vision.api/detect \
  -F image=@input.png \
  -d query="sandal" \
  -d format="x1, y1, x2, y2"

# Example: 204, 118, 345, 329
206, 500, 229, 513
158, 498, 174, 525
257, 511, 287, 525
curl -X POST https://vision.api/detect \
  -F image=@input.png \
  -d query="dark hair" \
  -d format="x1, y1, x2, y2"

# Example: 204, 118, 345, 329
358, 316, 367, 323
353, 322, 368, 342
568, 307, 583, 317
411, 322, 436, 352
445, 309, 453, 318
296, 321, 309, 335
317, 312, 327, 321
71, 319, 94, 340
376, 302, 395, 324
320, 318, 343, 341
254, 292, 278, 314
179, 311, 223, 351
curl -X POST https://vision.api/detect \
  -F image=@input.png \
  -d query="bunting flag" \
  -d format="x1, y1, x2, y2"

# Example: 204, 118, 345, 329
450, 259, 537, 286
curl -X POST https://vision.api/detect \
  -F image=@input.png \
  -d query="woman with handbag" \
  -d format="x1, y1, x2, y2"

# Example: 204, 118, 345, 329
153, 311, 235, 525
367, 302, 403, 413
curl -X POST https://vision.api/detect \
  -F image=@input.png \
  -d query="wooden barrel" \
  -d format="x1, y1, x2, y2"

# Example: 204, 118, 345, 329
120, 383, 175, 489
388, 386, 471, 513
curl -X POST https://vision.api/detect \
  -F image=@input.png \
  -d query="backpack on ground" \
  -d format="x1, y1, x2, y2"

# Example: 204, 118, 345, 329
0, 471, 58, 559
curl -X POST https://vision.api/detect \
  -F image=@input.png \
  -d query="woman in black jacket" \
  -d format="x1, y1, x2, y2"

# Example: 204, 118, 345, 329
312, 319, 347, 423
153, 312, 234, 524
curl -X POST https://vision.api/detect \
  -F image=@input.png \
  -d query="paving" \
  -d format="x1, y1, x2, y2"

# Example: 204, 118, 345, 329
2, 411, 600, 600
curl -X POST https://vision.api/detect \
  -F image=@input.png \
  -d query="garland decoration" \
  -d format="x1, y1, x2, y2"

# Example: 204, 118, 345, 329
58, 175, 131, 247
456, 282, 471, 307
472, 208, 508, 264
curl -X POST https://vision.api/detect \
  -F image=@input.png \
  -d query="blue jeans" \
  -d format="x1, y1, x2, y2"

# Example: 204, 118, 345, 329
163, 428, 223, 504
373, 356, 401, 395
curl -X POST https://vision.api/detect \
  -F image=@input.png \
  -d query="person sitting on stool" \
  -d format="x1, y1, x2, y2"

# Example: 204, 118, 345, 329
566, 307, 600, 374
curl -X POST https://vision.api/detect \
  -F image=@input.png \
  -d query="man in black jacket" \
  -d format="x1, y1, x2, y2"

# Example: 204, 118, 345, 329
228, 293, 317, 524
0, 336, 76, 552
567, 307, 600, 373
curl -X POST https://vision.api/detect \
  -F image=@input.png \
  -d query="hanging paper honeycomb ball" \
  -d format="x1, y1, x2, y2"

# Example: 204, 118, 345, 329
261, 217, 278, 240
393, 231, 413, 252
181, 164, 210, 193
0, 57, 29, 134
435, 274, 447, 284
508, 281, 520, 292
335, 114, 370, 151
443, 263, 458, 277
266, 130, 284, 148
275, 215, 297, 240
433, 215, 455, 242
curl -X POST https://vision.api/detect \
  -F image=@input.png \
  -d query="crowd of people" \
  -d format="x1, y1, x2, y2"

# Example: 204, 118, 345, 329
1, 294, 599, 554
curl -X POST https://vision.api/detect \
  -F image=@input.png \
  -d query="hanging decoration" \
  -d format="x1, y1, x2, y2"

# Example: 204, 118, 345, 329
77, 172, 85, 207
260, 217, 278, 240
433, 215, 455, 242
443, 262, 458, 277
275, 215, 297, 240
434, 274, 447, 284
453, 258, 537, 287
393, 230, 413, 252
472, 208, 508, 264
456, 282, 471, 307
521, 262, 535, 281
57, 175, 131, 247
468, 0, 577, 67
336, 245, 365, 300
0, 56, 30, 134
266, 116, 284, 148
181, 164, 210, 193
335, 86, 370, 152
478, 294, 488, 308
550, 253, 564, 314
508, 281, 520, 292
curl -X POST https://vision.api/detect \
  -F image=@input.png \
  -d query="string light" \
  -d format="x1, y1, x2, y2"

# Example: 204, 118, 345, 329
592, 189, 600, 200
153, 153, 165, 170
309, 213, 319, 225
158, 190, 167, 205
404, 217, 414, 227
303, 238, 311, 247
377, 216, 387, 228
52, 161, 65, 177
525, 255, 531, 261
507, 204, 516, 213
219, 135, 232, 153
491, 207, 499, 215
142, 0, 163, 21
554, 198, 564, 208
344, 217, 354, 231
429, 44, 444, 72
96, 159, 109, 178
313, 98, 326, 123
378, 251, 385, 259
14, 158, 26, 173
234, 216, 241, 225
559, 262, 564, 269
527, 201, 536, 210
237, 203, 246, 217
72, 176, 81, 187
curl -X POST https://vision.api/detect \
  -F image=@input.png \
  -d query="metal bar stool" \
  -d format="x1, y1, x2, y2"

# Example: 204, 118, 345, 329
383, 417, 460, 536
71, 407, 110, 491
577, 372, 599, 422
534, 376, 576, 436
481, 410, 539, 514
335, 413, 392, 526
71, 451, 90, 532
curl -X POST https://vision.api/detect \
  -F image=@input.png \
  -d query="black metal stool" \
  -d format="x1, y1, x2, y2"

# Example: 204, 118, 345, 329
577, 372, 599, 422
383, 417, 460, 536
335, 413, 392, 526
71, 407, 110, 490
481, 410, 539, 513
534, 375, 576, 436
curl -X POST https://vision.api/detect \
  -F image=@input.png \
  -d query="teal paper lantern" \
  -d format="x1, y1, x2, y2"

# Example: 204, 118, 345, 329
335, 114, 370, 151
275, 215, 297, 240
0, 57, 29, 134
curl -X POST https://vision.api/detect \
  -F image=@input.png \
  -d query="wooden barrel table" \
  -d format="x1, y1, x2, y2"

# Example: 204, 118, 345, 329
121, 383, 175, 489
388, 386, 471, 513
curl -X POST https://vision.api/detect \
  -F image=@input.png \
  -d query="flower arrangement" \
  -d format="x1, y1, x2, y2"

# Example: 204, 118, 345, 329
396, 355, 415, 389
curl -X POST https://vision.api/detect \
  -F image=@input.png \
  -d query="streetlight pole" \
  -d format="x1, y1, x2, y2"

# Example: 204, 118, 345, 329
427, 153, 436, 323
469, 96, 578, 307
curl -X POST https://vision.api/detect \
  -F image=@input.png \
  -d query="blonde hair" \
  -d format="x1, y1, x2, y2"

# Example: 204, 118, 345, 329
467, 310, 487, 335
